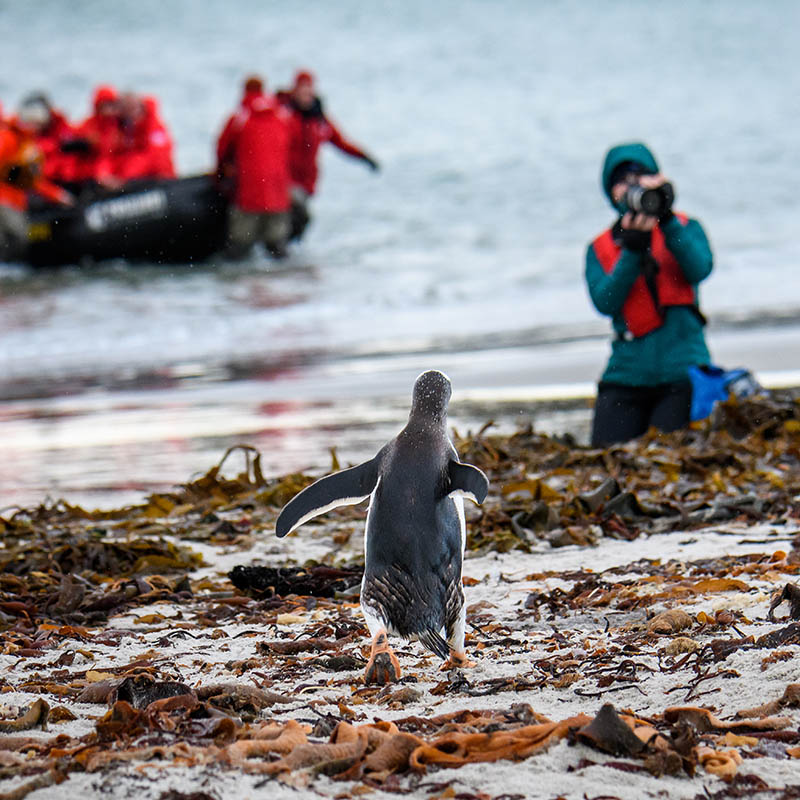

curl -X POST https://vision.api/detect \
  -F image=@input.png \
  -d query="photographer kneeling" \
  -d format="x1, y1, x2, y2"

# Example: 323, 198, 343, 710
586, 142, 713, 447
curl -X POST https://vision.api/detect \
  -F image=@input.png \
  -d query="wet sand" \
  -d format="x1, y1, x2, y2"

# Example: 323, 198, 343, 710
3, 320, 800, 511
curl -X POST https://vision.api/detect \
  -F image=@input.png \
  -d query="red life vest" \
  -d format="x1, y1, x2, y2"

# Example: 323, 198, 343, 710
591, 213, 697, 338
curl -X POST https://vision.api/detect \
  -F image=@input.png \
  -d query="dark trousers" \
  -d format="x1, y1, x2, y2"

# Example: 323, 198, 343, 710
289, 186, 311, 242
591, 380, 692, 447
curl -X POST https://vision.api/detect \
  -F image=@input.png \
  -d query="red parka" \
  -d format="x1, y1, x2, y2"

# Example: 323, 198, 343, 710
278, 93, 369, 196
217, 88, 264, 171
0, 125, 27, 210
29, 109, 79, 183
217, 95, 290, 213
74, 86, 123, 182
114, 97, 176, 181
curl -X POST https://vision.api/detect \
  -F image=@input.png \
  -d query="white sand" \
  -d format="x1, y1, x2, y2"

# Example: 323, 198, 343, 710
2, 518, 799, 800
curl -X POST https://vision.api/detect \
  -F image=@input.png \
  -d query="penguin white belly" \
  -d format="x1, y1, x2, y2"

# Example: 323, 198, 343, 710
451, 492, 467, 556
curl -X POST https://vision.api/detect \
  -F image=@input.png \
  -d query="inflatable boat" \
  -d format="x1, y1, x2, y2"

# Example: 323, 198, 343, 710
25, 174, 228, 267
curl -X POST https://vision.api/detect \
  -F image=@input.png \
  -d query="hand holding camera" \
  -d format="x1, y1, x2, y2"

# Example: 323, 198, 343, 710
624, 173, 674, 220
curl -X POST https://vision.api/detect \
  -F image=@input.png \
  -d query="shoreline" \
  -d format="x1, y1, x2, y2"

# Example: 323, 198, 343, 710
4, 314, 800, 511
4, 308, 800, 404
3, 384, 799, 514
3, 382, 799, 515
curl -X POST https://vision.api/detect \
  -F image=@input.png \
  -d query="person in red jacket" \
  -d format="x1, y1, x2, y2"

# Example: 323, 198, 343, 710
216, 82, 291, 259
74, 85, 124, 186
114, 92, 176, 181
0, 118, 72, 261
277, 70, 379, 241
216, 75, 267, 195
14, 93, 80, 184
0, 121, 29, 260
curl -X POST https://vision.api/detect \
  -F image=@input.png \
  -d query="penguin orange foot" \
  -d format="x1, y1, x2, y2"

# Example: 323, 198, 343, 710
364, 631, 402, 685
440, 651, 476, 670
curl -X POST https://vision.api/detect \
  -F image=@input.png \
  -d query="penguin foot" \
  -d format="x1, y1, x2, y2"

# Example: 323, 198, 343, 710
440, 651, 476, 671
364, 632, 401, 685
364, 651, 401, 685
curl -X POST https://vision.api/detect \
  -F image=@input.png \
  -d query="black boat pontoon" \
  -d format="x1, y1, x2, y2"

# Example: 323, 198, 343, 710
25, 174, 228, 267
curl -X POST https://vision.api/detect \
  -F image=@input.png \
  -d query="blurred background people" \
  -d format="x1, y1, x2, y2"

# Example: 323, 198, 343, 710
216, 74, 267, 194
0, 105, 72, 261
216, 77, 291, 259
277, 69, 379, 241
114, 92, 176, 181
73, 84, 123, 187
585, 142, 713, 447
63, 85, 176, 189
13, 92, 80, 184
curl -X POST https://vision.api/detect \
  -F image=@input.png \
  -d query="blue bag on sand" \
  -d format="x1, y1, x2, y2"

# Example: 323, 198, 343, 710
688, 365, 762, 421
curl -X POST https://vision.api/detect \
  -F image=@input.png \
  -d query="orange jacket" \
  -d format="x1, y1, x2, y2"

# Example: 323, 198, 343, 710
0, 126, 26, 210
0, 124, 71, 210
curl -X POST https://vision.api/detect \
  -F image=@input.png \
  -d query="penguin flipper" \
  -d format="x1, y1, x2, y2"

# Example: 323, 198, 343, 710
448, 461, 489, 505
276, 458, 380, 538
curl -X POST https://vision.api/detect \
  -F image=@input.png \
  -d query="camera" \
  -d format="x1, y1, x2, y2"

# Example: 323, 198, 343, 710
624, 181, 674, 217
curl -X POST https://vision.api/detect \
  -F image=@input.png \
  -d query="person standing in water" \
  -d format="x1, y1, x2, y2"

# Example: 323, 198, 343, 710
277, 70, 379, 241
216, 77, 291, 259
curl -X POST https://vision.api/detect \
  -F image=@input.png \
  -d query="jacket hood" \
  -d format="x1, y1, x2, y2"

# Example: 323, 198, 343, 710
241, 89, 267, 111
93, 85, 118, 111
249, 94, 279, 114
293, 69, 315, 89
601, 142, 659, 206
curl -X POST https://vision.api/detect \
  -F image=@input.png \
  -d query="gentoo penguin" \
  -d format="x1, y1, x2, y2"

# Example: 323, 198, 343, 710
275, 370, 489, 684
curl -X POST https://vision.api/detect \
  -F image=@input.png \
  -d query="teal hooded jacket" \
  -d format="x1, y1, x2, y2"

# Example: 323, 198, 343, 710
585, 143, 713, 386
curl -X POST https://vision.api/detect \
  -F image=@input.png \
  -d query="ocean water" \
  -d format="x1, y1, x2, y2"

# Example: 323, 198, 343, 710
1, 0, 799, 506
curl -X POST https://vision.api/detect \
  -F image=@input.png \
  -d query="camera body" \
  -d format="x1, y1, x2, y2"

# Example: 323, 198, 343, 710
624, 181, 674, 217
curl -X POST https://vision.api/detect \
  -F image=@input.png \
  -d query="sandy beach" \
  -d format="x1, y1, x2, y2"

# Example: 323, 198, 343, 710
4, 529, 799, 800
2, 408, 799, 800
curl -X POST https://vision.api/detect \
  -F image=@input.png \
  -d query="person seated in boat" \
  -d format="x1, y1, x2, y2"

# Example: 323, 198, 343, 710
113, 92, 176, 182
216, 78, 291, 259
13, 92, 81, 185
71, 85, 126, 189
585, 142, 713, 447
276, 69, 379, 241
0, 115, 73, 261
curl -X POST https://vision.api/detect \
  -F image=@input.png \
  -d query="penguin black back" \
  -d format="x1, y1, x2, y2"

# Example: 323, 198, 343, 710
274, 369, 488, 683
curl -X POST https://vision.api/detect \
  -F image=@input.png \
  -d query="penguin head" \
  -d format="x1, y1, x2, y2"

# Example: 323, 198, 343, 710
409, 370, 451, 425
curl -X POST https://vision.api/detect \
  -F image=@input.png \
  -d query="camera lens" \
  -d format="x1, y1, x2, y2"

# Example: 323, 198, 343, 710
624, 186, 643, 212
624, 182, 674, 216
638, 188, 663, 215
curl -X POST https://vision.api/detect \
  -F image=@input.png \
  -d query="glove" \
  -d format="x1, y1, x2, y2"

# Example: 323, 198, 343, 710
658, 182, 675, 224
658, 209, 675, 226
60, 137, 92, 155
618, 227, 651, 252
362, 154, 380, 172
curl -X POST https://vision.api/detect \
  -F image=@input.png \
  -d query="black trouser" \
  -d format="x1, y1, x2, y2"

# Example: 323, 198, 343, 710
591, 380, 692, 447
289, 196, 311, 242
